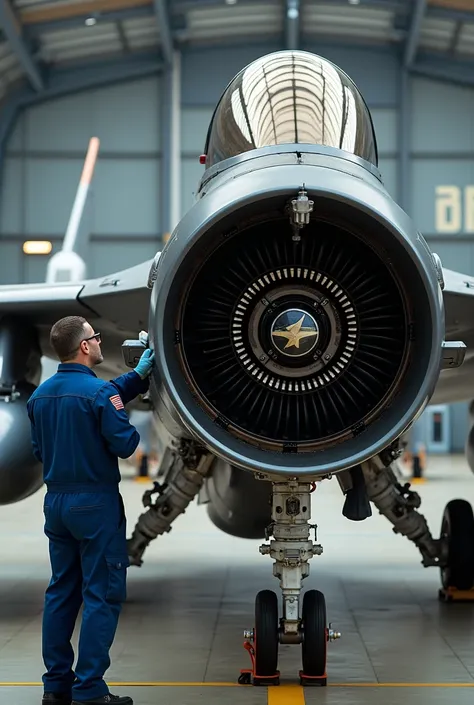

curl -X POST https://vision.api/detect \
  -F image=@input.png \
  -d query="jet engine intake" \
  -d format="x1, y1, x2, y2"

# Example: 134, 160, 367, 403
150, 159, 445, 479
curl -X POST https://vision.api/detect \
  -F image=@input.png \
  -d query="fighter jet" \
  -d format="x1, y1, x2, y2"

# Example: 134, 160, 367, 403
1, 49, 474, 686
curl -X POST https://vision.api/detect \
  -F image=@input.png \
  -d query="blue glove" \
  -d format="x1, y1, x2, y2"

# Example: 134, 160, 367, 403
135, 348, 155, 379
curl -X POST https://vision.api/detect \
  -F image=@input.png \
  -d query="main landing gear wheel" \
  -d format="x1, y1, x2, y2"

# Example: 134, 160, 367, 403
300, 590, 327, 686
440, 499, 474, 592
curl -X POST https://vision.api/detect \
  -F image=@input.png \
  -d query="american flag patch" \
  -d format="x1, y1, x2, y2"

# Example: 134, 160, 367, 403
109, 394, 124, 411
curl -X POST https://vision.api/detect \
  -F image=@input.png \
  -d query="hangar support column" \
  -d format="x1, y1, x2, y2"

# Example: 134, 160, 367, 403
399, 0, 427, 214
398, 70, 411, 214
160, 50, 181, 244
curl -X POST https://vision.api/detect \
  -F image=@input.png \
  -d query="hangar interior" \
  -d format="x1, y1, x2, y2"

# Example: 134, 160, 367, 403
1, 0, 474, 449
2, 1, 474, 704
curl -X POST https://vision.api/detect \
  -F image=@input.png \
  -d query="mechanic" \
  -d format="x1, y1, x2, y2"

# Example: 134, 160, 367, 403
27, 315, 155, 705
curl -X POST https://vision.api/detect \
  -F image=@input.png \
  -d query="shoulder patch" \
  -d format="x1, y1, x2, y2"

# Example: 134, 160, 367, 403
109, 394, 124, 411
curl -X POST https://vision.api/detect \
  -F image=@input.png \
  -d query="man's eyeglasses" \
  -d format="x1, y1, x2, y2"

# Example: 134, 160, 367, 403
83, 332, 101, 343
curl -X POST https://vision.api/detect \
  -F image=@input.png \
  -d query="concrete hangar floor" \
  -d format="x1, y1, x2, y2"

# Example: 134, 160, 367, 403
1, 457, 474, 705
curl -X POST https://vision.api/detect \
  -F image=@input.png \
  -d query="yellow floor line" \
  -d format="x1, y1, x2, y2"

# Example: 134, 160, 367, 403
0, 681, 473, 688
330, 683, 474, 687
110, 682, 242, 687
0, 682, 243, 687
268, 684, 305, 705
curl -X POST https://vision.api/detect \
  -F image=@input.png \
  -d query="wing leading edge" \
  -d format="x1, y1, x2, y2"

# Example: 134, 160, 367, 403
0, 258, 154, 378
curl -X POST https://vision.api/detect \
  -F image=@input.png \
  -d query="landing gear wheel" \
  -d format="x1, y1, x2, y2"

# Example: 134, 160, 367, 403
440, 499, 474, 591
254, 590, 279, 684
300, 589, 327, 686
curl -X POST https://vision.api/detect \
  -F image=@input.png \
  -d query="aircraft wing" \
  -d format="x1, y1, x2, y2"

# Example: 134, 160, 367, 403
0, 258, 154, 378
0, 255, 473, 401
432, 268, 474, 404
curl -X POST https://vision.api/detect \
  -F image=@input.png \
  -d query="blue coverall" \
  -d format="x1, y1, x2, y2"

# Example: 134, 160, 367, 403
27, 363, 149, 702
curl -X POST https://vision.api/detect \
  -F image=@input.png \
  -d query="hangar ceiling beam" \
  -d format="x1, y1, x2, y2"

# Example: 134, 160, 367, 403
286, 0, 300, 50
173, 0, 407, 10
117, 20, 129, 52
429, 5, 474, 22
429, 0, 474, 11
25, 7, 154, 36
31, 53, 162, 104
410, 55, 474, 87
404, 0, 427, 68
0, 0, 44, 91
0, 97, 19, 165
449, 20, 463, 53
154, 0, 173, 65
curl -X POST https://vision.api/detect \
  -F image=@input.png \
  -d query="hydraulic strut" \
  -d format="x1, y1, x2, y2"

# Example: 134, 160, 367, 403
361, 454, 445, 567
127, 439, 213, 566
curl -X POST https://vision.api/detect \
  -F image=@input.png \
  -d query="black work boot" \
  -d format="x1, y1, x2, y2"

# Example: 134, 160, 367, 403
71, 695, 133, 704
42, 693, 71, 705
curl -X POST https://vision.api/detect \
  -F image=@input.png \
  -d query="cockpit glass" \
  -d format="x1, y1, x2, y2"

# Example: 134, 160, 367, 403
204, 50, 378, 168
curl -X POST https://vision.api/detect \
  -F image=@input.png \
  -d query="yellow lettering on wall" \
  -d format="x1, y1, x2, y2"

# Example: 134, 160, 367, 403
465, 186, 474, 233
435, 186, 461, 233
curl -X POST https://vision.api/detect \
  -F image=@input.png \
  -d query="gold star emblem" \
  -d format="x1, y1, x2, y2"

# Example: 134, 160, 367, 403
272, 314, 317, 350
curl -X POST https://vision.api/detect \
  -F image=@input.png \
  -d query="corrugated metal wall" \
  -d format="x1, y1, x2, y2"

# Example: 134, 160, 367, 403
1, 77, 162, 282
0, 44, 472, 450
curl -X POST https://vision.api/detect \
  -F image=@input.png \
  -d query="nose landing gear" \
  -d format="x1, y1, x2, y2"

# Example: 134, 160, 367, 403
238, 480, 341, 686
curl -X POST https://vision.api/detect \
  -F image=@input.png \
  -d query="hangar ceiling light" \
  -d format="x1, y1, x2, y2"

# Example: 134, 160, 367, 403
23, 241, 53, 255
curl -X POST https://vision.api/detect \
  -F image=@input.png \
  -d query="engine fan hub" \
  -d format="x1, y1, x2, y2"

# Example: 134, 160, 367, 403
270, 308, 319, 358
233, 272, 358, 389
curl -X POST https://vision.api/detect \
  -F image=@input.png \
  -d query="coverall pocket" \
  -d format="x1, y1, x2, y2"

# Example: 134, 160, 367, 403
70, 504, 104, 512
105, 553, 129, 603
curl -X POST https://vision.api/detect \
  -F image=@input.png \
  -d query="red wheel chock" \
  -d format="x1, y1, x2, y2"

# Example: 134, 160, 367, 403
299, 670, 327, 686
439, 586, 474, 602
238, 640, 280, 686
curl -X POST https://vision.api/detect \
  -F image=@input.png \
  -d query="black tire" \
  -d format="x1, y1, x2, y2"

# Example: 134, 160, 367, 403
301, 590, 327, 679
254, 590, 279, 677
440, 499, 474, 590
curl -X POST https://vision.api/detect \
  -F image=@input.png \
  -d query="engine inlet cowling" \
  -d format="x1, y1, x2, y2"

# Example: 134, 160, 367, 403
180, 216, 407, 452
151, 162, 444, 478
